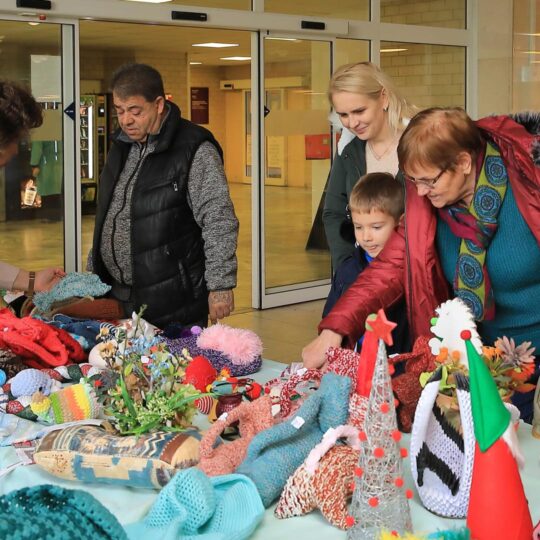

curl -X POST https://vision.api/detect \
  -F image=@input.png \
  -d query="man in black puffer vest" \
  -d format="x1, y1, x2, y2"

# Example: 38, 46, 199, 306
87, 63, 238, 328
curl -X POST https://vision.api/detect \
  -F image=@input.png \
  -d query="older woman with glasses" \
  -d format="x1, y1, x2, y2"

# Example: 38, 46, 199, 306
304, 106, 540, 420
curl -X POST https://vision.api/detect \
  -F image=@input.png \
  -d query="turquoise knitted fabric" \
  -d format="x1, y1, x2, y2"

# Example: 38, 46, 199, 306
0, 484, 127, 540
436, 183, 540, 351
125, 468, 264, 540
236, 372, 351, 507
33, 272, 111, 313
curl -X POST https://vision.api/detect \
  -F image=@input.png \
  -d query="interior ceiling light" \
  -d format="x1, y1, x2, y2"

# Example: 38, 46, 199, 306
190, 61, 202, 65
380, 48, 408, 53
28, 22, 40, 26
266, 37, 299, 41
192, 42, 239, 48
220, 56, 251, 61
122, 0, 172, 3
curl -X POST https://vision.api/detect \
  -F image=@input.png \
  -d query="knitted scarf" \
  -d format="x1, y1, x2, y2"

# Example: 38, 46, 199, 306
438, 143, 508, 321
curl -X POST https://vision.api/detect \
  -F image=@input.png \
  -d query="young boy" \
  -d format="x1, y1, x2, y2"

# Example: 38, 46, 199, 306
323, 171, 409, 354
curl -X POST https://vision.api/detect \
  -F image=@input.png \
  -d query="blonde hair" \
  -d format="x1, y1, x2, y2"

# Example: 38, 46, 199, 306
397, 107, 484, 173
349, 172, 404, 221
328, 62, 417, 133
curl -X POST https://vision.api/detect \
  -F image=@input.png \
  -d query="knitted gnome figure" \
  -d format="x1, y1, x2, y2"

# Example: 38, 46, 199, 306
347, 310, 412, 539
463, 329, 533, 540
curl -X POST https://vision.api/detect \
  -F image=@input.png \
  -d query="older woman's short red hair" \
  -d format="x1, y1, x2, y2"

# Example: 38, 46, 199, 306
397, 107, 484, 173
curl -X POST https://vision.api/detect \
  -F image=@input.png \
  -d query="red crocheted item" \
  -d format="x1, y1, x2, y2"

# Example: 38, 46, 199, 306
390, 336, 436, 432
0, 309, 85, 369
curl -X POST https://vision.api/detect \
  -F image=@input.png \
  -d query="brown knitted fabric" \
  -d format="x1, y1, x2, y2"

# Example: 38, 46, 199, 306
48, 297, 125, 320
0, 348, 26, 378
391, 336, 437, 432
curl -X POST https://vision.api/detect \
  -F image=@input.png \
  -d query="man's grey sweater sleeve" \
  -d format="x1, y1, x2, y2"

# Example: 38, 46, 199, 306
188, 141, 239, 291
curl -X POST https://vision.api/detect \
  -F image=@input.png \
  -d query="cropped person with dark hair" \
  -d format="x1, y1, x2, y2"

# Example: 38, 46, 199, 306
87, 63, 239, 328
0, 80, 64, 294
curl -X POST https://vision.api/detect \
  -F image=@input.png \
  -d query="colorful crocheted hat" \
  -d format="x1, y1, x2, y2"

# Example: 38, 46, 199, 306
30, 382, 101, 424
125, 467, 264, 540
164, 324, 263, 376
0, 484, 126, 540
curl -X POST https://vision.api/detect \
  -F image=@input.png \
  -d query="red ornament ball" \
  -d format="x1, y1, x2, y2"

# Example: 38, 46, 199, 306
380, 402, 390, 413
358, 431, 368, 442
394, 477, 404, 488
400, 447, 408, 458
348, 481, 356, 492
391, 430, 402, 442
373, 447, 385, 458
460, 329, 472, 340
354, 466, 363, 477
368, 497, 379, 507
406, 489, 414, 499
345, 515, 355, 528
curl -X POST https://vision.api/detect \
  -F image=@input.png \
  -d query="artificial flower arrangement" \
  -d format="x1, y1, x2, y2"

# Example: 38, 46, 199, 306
421, 299, 536, 411
91, 308, 211, 435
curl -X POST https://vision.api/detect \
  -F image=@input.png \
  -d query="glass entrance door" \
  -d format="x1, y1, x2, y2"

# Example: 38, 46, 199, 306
0, 18, 76, 276
260, 36, 332, 308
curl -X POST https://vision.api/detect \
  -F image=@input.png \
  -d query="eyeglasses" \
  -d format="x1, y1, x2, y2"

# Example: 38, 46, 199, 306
405, 167, 447, 189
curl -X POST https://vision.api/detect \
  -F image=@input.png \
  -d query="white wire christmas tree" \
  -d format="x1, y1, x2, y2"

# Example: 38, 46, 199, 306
346, 310, 413, 539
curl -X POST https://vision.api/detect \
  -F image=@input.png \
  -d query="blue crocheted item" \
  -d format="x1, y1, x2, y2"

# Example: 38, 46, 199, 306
125, 468, 264, 540
33, 273, 111, 313
49, 314, 104, 351
10, 368, 53, 398
0, 484, 127, 540
236, 372, 351, 507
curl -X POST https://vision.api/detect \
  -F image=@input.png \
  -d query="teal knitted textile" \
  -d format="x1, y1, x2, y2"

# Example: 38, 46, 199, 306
33, 272, 111, 313
0, 484, 127, 540
236, 372, 351, 507
125, 468, 264, 540
436, 183, 540, 351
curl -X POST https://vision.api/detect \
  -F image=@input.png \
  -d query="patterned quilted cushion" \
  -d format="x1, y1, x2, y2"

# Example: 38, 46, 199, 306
34, 424, 201, 489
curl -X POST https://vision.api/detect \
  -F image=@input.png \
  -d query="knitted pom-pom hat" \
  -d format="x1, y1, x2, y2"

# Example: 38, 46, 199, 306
125, 467, 264, 540
0, 484, 126, 540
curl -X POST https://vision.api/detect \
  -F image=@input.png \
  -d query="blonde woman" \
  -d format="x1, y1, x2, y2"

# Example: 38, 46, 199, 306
324, 61, 417, 268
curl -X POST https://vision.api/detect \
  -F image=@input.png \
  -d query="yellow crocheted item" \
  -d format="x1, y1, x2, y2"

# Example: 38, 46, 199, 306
30, 392, 52, 416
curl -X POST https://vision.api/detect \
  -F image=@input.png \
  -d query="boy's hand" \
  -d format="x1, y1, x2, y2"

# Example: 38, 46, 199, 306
302, 329, 343, 369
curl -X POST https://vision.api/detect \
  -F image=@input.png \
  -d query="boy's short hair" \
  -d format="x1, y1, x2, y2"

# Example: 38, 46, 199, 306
349, 172, 404, 221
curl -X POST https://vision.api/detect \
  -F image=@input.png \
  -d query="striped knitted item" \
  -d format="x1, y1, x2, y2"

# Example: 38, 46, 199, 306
236, 373, 351, 507
31, 383, 101, 424
410, 371, 475, 518
50, 383, 100, 423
